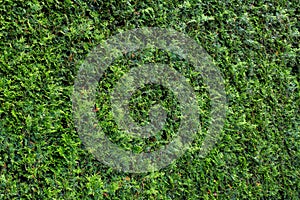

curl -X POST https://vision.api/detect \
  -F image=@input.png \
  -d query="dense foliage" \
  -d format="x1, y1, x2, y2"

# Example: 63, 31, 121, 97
0, 0, 299, 199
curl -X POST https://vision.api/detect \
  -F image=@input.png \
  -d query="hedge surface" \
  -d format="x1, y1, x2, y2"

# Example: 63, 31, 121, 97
0, 0, 299, 199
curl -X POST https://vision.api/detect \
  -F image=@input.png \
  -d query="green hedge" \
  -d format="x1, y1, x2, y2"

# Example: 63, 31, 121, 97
0, 0, 299, 199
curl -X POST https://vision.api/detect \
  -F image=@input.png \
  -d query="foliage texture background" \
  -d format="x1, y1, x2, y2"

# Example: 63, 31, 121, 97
0, 0, 299, 199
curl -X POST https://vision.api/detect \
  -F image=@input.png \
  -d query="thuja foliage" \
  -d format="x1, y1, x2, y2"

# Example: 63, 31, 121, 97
0, 0, 299, 199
